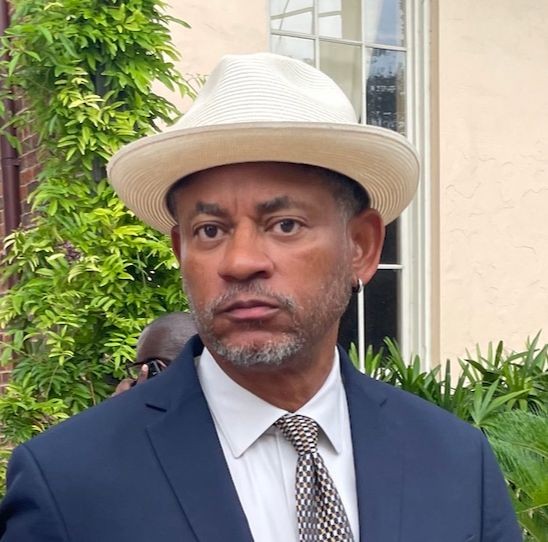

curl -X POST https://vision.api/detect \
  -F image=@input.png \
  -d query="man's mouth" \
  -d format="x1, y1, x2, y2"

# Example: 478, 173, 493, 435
217, 298, 281, 321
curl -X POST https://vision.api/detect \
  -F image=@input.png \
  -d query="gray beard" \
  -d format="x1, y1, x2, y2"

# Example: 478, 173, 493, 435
207, 332, 305, 367
186, 270, 352, 368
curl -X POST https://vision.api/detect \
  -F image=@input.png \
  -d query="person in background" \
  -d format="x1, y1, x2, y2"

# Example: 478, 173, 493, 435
113, 311, 196, 396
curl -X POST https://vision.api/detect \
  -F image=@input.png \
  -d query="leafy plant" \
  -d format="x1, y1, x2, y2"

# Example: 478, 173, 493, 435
461, 333, 547, 415
486, 411, 548, 542
0, 0, 193, 493
350, 334, 547, 539
352, 334, 546, 425
0, 380, 70, 444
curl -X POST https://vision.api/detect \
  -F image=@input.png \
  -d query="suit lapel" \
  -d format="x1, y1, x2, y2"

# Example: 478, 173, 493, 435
145, 337, 254, 542
340, 350, 404, 542
143, 340, 403, 542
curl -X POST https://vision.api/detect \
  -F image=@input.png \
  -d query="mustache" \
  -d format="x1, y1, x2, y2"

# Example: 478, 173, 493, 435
204, 283, 297, 315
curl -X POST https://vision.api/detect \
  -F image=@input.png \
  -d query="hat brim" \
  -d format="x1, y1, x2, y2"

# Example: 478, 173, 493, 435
107, 122, 420, 235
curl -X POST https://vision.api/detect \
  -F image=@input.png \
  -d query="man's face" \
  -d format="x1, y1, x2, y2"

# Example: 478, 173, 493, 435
170, 162, 381, 368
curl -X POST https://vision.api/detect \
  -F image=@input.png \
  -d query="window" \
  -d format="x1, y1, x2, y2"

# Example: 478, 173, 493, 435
270, 0, 430, 367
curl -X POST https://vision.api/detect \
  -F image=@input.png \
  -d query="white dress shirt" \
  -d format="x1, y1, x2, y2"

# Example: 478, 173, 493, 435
197, 347, 359, 542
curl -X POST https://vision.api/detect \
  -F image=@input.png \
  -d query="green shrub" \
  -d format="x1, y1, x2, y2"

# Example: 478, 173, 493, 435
0, 380, 70, 443
350, 333, 547, 425
0, 0, 193, 496
350, 334, 548, 540
486, 411, 548, 542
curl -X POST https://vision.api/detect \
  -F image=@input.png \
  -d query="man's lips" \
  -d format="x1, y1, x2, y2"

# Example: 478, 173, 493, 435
216, 298, 281, 321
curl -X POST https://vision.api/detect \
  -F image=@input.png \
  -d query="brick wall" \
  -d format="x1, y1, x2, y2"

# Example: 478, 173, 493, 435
0, 117, 41, 391
18, 129, 40, 228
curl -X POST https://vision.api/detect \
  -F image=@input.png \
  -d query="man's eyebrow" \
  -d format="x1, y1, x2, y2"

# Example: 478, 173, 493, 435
189, 202, 230, 220
188, 197, 308, 220
256, 196, 306, 214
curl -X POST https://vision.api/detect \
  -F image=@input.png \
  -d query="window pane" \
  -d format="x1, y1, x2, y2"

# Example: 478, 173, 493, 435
380, 219, 399, 264
319, 40, 362, 117
338, 294, 358, 352
365, 47, 406, 133
338, 269, 401, 353
271, 0, 408, 356
271, 35, 315, 65
364, 269, 400, 350
318, 0, 361, 41
270, 0, 314, 34
364, 0, 405, 46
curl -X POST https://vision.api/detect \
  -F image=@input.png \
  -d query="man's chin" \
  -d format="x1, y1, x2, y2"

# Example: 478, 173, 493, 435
218, 327, 286, 342
207, 333, 305, 368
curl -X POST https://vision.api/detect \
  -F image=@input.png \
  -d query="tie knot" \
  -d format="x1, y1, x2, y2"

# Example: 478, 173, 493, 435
274, 414, 319, 455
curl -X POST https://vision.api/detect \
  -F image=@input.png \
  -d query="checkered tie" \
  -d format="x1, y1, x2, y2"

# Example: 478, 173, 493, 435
274, 414, 354, 542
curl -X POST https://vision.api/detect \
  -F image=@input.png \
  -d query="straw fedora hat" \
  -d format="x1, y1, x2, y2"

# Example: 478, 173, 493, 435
107, 52, 420, 235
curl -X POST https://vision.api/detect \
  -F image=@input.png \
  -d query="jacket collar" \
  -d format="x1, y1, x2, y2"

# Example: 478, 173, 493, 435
340, 346, 404, 542
143, 337, 403, 542
144, 336, 254, 542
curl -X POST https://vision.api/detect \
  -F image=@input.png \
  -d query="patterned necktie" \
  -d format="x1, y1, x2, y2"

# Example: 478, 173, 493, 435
274, 414, 354, 542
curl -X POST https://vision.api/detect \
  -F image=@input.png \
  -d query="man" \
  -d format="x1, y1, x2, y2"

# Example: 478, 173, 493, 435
0, 53, 520, 541
113, 311, 196, 395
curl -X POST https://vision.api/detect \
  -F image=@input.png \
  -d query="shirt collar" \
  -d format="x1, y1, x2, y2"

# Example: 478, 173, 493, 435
197, 347, 345, 458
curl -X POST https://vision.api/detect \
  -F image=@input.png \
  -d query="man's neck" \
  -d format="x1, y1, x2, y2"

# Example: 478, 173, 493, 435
212, 337, 338, 412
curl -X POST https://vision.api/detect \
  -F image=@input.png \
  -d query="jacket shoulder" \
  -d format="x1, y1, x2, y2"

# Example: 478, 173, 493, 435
346, 361, 482, 445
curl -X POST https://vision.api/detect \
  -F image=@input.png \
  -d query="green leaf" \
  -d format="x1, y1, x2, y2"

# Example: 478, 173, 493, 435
0, 0, 190, 472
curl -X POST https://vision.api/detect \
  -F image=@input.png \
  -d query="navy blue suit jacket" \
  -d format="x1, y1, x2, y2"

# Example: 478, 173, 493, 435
0, 336, 521, 541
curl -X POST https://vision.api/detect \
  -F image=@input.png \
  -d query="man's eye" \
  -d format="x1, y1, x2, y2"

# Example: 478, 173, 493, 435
272, 219, 302, 235
196, 224, 223, 240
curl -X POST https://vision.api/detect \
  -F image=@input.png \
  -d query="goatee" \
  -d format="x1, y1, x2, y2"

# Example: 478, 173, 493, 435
186, 271, 351, 368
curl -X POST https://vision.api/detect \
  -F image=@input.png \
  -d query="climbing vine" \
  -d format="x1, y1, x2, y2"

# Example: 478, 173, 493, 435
0, 0, 192, 447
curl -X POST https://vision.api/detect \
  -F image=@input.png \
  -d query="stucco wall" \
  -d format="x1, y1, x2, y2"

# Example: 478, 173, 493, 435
161, 1, 269, 112
437, 0, 548, 358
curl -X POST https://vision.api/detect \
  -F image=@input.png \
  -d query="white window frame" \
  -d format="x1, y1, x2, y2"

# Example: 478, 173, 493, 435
398, 0, 431, 369
270, 0, 431, 370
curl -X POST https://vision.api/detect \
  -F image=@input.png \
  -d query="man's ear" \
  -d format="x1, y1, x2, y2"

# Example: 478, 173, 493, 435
170, 225, 182, 263
348, 208, 385, 285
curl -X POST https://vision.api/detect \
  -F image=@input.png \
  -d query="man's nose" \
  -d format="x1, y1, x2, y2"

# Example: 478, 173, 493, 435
218, 225, 274, 282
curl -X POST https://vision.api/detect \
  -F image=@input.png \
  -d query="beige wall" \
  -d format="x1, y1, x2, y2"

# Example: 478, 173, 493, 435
162, 1, 269, 111
436, 0, 548, 359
